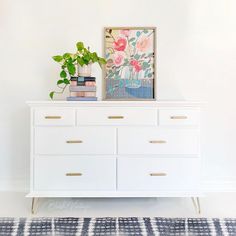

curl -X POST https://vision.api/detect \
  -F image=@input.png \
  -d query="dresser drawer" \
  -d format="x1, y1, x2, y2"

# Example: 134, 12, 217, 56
34, 157, 116, 190
159, 109, 199, 126
77, 107, 157, 125
118, 158, 200, 191
118, 127, 199, 155
34, 108, 76, 126
34, 127, 116, 155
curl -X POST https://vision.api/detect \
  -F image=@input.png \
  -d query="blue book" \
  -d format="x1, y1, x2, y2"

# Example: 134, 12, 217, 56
70, 77, 96, 82
67, 97, 97, 101
77, 76, 96, 82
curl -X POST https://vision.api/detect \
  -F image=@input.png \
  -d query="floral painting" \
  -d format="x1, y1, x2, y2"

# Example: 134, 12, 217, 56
104, 27, 156, 100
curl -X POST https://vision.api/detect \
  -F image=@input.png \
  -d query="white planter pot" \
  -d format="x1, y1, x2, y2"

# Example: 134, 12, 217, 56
78, 64, 92, 77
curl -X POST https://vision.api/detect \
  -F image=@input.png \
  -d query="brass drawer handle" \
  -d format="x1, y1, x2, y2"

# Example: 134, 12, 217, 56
150, 173, 167, 176
108, 116, 124, 119
170, 116, 188, 119
44, 116, 62, 119
149, 140, 167, 144
66, 140, 83, 144
66, 173, 82, 176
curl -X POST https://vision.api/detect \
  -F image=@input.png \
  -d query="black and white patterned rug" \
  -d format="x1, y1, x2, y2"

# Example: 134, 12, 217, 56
0, 217, 236, 236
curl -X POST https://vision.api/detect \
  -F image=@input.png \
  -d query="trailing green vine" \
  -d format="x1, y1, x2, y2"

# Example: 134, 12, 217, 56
50, 42, 106, 99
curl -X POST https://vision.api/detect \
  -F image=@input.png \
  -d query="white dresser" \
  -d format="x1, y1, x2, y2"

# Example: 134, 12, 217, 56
27, 101, 202, 212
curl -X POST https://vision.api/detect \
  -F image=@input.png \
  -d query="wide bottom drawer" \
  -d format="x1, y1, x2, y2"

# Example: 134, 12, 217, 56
34, 157, 116, 191
118, 158, 200, 191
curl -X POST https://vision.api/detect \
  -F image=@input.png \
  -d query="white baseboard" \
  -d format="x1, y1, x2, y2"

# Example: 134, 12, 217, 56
1, 178, 236, 193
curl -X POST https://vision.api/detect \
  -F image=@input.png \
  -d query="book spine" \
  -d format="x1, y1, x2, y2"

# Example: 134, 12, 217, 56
77, 82, 85, 86
70, 77, 96, 86
70, 80, 77, 86
84, 92, 96, 97
70, 92, 96, 97
85, 81, 96, 86
78, 76, 96, 82
70, 76, 78, 81
67, 97, 97, 101
69, 86, 96, 92
70, 92, 80, 97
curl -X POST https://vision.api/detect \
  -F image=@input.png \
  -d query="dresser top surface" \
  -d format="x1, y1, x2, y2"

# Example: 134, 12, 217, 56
26, 100, 203, 108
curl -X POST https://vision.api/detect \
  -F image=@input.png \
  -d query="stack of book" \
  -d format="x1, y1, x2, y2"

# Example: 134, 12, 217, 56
67, 76, 97, 101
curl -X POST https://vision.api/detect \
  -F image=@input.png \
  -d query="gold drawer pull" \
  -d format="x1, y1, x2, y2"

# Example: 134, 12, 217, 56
66, 173, 82, 176
150, 173, 167, 176
108, 116, 124, 119
170, 115, 188, 119
45, 116, 62, 119
149, 140, 167, 144
66, 140, 83, 144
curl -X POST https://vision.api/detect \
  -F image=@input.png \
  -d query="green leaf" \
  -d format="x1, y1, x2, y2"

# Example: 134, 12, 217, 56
67, 57, 73, 63
142, 61, 150, 70
63, 53, 71, 59
77, 57, 85, 66
132, 42, 136, 46
129, 37, 135, 42
99, 58, 107, 65
76, 42, 84, 51
91, 52, 98, 62
57, 80, 64, 85
143, 29, 149, 34
49, 91, 54, 99
108, 72, 114, 78
60, 70, 67, 78
134, 54, 140, 60
52, 55, 63, 62
83, 54, 91, 64
67, 63, 76, 75
83, 47, 88, 53
136, 31, 141, 37
148, 73, 153, 78
63, 78, 70, 85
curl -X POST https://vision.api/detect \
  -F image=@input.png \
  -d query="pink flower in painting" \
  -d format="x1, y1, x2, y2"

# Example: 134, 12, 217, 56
113, 52, 125, 67
136, 35, 151, 52
130, 59, 142, 72
135, 63, 142, 72
120, 29, 130, 37
113, 37, 127, 51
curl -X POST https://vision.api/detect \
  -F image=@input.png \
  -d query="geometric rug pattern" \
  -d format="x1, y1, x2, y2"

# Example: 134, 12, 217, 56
0, 217, 236, 235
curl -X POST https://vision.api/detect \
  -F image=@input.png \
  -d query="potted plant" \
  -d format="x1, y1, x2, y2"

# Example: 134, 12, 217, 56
49, 42, 106, 99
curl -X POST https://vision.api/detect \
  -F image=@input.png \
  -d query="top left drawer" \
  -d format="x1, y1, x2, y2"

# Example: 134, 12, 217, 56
34, 108, 76, 126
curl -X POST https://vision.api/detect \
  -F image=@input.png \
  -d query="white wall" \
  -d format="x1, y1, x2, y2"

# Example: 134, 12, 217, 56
1, 0, 236, 191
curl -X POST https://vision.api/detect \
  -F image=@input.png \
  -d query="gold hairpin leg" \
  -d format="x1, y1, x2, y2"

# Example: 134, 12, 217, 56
197, 197, 201, 214
191, 197, 201, 214
31, 197, 38, 214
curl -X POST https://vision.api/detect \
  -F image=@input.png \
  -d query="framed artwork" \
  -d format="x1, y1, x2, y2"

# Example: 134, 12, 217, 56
103, 27, 156, 100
